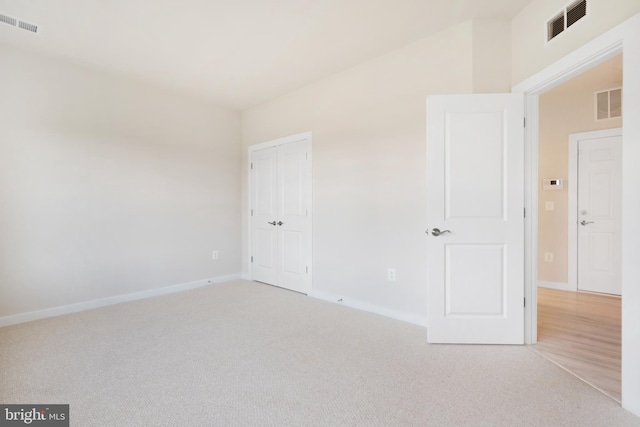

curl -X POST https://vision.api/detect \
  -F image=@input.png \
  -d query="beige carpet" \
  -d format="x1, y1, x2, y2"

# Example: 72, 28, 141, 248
1, 280, 638, 427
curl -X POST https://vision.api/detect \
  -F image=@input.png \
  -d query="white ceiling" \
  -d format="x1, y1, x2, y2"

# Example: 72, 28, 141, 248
0, 0, 531, 110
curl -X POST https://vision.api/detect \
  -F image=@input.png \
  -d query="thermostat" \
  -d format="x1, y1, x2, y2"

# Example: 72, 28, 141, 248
543, 178, 563, 191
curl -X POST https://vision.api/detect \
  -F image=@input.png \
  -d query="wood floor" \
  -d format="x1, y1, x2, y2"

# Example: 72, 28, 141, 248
534, 287, 621, 402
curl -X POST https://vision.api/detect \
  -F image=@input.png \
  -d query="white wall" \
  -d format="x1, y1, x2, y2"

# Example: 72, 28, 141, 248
538, 56, 622, 284
621, 23, 640, 416
472, 19, 512, 93
512, 0, 640, 85
242, 21, 516, 323
0, 44, 242, 319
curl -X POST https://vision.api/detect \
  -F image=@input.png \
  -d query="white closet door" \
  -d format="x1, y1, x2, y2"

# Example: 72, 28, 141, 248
251, 147, 278, 285
250, 137, 311, 294
278, 140, 311, 293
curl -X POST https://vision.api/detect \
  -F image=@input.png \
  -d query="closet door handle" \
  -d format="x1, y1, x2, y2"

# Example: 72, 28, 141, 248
267, 221, 277, 226
277, 221, 284, 226
431, 228, 451, 237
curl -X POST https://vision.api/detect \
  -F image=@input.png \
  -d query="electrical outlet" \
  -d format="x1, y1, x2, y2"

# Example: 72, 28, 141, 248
212, 251, 219, 260
387, 268, 396, 281
544, 252, 553, 262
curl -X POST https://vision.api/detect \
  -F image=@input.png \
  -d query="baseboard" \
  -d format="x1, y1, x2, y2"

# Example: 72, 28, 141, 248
241, 272, 251, 280
538, 281, 574, 291
0, 273, 242, 328
309, 290, 427, 327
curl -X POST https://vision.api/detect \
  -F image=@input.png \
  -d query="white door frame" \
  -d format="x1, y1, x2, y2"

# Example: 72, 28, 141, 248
514, 12, 640, 414
247, 131, 313, 290
515, 18, 626, 343
568, 128, 622, 292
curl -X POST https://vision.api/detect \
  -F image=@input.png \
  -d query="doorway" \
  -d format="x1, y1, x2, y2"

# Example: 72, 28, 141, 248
534, 55, 623, 401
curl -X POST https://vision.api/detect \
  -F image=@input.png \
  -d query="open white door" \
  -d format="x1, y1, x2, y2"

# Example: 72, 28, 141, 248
426, 94, 524, 344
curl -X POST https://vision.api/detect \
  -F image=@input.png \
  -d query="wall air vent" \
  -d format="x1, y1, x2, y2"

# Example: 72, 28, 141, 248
0, 12, 38, 34
0, 13, 17, 27
18, 20, 38, 33
595, 88, 622, 121
547, 0, 587, 42
548, 12, 565, 40
566, 0, 587, 27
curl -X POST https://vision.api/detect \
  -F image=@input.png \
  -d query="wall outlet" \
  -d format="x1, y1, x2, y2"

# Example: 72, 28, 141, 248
387, 268, 396, 281
212, 250, 219, 260
544, 252, 553, 262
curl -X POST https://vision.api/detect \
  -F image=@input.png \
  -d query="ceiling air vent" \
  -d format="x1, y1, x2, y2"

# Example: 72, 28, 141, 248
547, 0, 587, 42
0, 13, 17, 27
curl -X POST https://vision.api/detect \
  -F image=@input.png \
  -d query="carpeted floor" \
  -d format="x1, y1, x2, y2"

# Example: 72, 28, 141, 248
1, 280, 638, 426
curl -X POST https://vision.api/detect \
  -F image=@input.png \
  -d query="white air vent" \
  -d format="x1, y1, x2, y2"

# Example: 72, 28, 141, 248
547, 0, 587, 41
0, 12, 38, 34
0, 13, 17, 27
595, 88, 622, 121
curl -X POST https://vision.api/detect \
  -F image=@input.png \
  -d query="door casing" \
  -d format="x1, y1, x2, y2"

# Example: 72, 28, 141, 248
514, 11, 640, 415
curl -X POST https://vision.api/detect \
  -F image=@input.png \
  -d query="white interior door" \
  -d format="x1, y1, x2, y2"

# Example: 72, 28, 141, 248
426, 93, 525, 344
277, 140, 311, 293
251, 147, 278, 285
577, 134, 622, 295
250, 137, 312, 294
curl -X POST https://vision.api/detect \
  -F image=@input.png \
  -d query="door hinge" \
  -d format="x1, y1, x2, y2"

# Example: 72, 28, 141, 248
251, 209, 254, 216
524, 207, 526, 218
524, 297, 526, 307
306, 152, 308, 160
251, 162, 253, 170
306, 266, 309, 274
523, 117, 526, 128
251, 256, 253, 263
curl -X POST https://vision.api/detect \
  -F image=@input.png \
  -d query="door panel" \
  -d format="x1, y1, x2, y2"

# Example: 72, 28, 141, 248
281, 149, 305, 217
427, 93, 524, 344
577, 135, 621, 295
447, 111, 506, 219
446, 244, 505, 316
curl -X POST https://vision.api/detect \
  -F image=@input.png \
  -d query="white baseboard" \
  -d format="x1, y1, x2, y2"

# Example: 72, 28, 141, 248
309, 290, 427, 327
538, 281, 574, 291
0, 273, 242, 328
241, 272, 251, 280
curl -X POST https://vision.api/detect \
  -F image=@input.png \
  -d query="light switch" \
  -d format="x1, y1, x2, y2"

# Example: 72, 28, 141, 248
545, 201, 554, 211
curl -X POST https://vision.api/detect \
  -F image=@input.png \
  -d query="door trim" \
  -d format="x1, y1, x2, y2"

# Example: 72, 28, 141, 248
513, 14, 632, 344
568, 128, 622, 292
513, 11, 640, 415
247, 131, 313, 290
